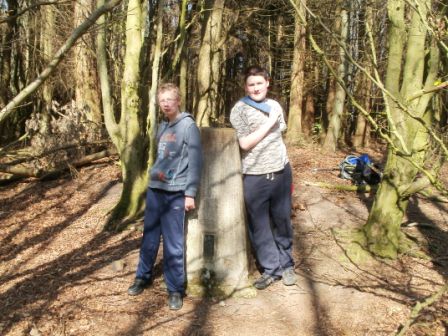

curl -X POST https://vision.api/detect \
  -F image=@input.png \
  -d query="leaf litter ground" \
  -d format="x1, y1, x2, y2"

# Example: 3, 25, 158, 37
0, 144, 446, 336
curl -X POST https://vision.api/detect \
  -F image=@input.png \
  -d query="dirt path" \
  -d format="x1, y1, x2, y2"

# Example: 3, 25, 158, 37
0, 146, 447, 335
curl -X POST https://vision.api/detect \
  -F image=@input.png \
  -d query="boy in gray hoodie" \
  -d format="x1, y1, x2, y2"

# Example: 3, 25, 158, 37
128, 83, 202, 311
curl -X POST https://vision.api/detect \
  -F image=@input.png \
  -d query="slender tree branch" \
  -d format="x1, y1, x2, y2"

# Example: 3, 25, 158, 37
0, 1, 72, 24
0, 133, 29, 155
408, 80, 448, 101
0, 149, 117, 178
396, 283, 448, 336
304, 180, 376, 193
0, 0, 123, 125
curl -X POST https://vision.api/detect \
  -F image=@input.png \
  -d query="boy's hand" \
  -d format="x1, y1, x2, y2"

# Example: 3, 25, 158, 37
185, 196, 195, 211
268, 109, 280, 128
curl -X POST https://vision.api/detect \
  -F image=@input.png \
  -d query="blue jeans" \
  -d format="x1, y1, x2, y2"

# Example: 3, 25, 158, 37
135, 188, 186, 294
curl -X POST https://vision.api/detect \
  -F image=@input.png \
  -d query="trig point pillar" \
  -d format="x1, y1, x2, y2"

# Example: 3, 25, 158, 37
186, 128, 255, 298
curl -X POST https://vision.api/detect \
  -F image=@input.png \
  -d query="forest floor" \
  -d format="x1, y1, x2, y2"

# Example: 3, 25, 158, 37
0, 143, 447, 336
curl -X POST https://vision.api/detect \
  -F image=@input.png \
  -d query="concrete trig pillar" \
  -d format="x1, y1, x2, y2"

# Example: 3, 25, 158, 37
186, 128, 256, 298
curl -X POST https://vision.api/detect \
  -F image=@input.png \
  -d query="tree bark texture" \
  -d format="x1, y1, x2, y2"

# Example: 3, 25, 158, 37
74, 0, 102, 125
363, 0, 439, 258
0, 0, 18, 108
323, 4, 348, 151
111, 0, 149, 228
97, 0, 150, 229
302, 93, 315, 137
286, 0, 306, 144
146, 0, 164, 168
39, 3, 55, 134
352, 4, 373, 148
195, 0, 225, 126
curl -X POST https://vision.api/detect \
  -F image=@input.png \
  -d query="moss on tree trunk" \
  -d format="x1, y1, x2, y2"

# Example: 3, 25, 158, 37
362, 0, 441, 259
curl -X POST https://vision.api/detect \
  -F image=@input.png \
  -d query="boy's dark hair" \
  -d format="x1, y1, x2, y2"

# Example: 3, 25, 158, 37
243, 65, 270, 82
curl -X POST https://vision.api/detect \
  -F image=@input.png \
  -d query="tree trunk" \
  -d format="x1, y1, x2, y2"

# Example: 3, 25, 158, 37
363, 0, 439, 258
171, 0, 188, 75
352, 4, 373, 148
109, 0, 149, 229
146, 0, 164, 167
302, 93, 315, 137
0, 0, 19, 142
0, 0, 18, 108
320, 74, 335, 143
179, 54, 188, 111
39, 3, 55, 135
286, 0, 306, 144
323, 3, 348, 151
73, 0, 102, 125
195, 0, 225, 126
96, 0, 149, 229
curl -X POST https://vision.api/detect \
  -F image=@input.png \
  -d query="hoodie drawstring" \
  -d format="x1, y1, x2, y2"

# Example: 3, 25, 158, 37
266, 173, 274, 181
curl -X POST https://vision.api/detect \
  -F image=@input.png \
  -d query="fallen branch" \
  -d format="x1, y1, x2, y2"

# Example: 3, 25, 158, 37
0, 148, 117, 179
417, 189, 448, 203
0, 133, 29, 155
396, 283, 448, 336
3, 140, 111, 166
303, 180, 377, 192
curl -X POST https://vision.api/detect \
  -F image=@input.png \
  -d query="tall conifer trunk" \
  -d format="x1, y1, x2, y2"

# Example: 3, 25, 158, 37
74, 0, 102, 125
286, 0, 306, 144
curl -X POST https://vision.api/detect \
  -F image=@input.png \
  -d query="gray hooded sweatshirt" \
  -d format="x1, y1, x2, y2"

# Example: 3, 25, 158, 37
149, 112, 202, 197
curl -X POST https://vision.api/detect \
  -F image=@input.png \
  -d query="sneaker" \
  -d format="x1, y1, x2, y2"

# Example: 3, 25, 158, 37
282, 267, 297, 286
253, 274, 279, 290
168, 292, 183, 310
127, 278, 151, 296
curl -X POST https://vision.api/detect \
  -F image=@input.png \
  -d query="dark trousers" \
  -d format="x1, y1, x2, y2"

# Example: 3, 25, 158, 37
243, 163, 294, 277
135, 188, 186, 294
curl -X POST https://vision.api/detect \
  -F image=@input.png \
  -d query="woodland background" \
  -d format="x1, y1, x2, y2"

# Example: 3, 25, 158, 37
0, 1, 447, 332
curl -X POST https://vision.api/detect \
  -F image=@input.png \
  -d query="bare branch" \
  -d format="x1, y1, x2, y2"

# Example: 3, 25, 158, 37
408, 80, 448, 101
303, 180, 376, 193
0, 1, 72, 24
396, 283, 448, 336
0, 0, 123, 125
2, 140, 111, 166
0, 149, 117, 178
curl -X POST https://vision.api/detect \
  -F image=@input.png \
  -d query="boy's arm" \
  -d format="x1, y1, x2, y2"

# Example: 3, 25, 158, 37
185, 123, 202, 198
230, 106, 280, 151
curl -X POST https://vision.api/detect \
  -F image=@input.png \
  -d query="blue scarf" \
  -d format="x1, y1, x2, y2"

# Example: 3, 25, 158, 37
240, 96, 271, 114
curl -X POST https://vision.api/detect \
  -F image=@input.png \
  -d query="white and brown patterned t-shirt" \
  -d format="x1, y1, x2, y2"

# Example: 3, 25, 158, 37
230, 99, 289, 175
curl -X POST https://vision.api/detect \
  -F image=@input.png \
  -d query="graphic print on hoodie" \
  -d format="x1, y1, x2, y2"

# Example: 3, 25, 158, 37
156, 132, 178, 181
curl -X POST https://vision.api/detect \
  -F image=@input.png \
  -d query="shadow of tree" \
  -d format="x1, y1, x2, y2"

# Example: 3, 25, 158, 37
405, 195, 448, 276
294, 218, 339, 335
0, 174, 143, 334
295, 182, 447, 335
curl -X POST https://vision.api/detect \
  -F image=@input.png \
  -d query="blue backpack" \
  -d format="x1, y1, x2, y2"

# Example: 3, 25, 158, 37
339, 154, 381, 185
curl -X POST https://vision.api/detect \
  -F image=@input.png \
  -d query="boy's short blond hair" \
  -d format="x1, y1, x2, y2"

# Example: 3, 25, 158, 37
157, 83, 180, 100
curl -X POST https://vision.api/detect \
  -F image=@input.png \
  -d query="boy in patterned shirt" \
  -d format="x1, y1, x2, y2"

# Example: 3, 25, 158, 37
230, 66, 297, 290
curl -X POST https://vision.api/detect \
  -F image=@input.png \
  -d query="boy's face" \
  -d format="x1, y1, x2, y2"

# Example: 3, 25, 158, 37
245, 75, 269, 102
158, 90, 180, 121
